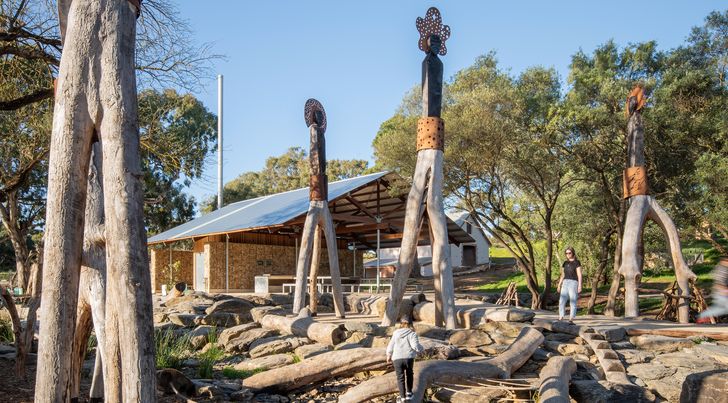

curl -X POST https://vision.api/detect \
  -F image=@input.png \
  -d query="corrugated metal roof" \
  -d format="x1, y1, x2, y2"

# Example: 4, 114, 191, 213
148, 172, 388, 244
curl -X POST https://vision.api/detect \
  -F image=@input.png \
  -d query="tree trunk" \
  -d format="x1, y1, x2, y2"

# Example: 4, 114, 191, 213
243, 347, 387, 393
0, 191, 32, 294
587, 229, 614, 314
605, 227, 624, 317
539, 214, 554, 309
37, 1, 153, 401
0, 286, 26, 378
339, 327, 544, 403
320, 207, 346, 318
258, 311, 346, 346
538, 356, 576, 403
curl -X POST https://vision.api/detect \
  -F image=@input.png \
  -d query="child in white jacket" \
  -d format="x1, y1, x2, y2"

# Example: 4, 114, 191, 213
386, 316, 424, 402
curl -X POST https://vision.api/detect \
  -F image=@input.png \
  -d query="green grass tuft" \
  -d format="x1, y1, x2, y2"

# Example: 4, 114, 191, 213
197, 342, 224, 378
221, 366, 265, 379
155, 329, 190, 370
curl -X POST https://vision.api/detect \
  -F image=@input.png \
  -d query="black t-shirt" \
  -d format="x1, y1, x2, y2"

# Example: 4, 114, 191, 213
562, 259, 581, 281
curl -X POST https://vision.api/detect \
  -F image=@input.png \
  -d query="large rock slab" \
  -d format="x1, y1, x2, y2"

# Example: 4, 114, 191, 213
570, 380, 657, 402
219, 323, 260, 346
250, 306, 287, 323
448, 329, 493, 348
680, 369, 728, 403
544, 340, 593, 356
225, 328, 278, 353
343, 321, 378, 334
626, 363, 677, 381
419, 337, 459, 360
629, 335, 694, 353
189, 325, 216, 350
248, 336, 311, 358
695, 344, 728, 365
595, 326, 627, 342
205, 298, 255, 318
201, 312, 250, 327
234, 354, 295, 371
168, 313, 203, 328
413, 323, 449, 341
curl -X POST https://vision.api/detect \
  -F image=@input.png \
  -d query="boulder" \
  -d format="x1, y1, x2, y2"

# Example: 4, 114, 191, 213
218, 323, 260, 346
229, 388, 255, 401
189, 325, 215, 350
225, 328, 278, 353
695, 344, 728, 365
205, 298, 255, 318
448, 329, 493, 348
370, 336, 390, 348
419, 337, 459, 360
544, 340, 593, 356
234, 354, 294, 371
250, 306, 287, 323
626, 363, 677, 381
168, 313, 203, 328
570, 380, 657, 402
413, 323, 449, 341
629, 335, 694, 353
248, 336, 310, 358
153, 312, 168, 323
238, 295, 273, 306
680, 369, 728, 403
201, 312, 250, 327
477, 321, 529, 339
154, 322, 180, 333
343, 321, 378, 334
294, 343, 331, 360
544, 332, 577, 343
617, 349, 654, 364
595, 326, 626, 342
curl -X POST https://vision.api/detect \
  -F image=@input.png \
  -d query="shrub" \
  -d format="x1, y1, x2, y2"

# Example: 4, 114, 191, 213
197, 342, 224, 379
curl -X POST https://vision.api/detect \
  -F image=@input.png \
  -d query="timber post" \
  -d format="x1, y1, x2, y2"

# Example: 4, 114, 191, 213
292, 99, 346, 318
616, 86, 696, 322
382, 7, 456, 329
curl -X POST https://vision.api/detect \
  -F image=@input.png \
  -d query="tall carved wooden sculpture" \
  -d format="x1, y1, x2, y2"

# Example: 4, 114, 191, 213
36, 0, 156, 402
382, 7, 456, 329
292, 99, 346, 318
616, 86, 696, 323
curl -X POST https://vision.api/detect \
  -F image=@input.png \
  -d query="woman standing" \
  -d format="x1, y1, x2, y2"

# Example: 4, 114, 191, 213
557, 246, 583, 321
386, 316, 424, 402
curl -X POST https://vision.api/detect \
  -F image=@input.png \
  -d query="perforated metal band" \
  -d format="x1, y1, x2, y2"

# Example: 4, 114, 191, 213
623, 166, 649, 199
416, 117, 444, 151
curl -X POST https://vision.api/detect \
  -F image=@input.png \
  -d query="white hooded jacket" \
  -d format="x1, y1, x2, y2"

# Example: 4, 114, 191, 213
386, 327, 424, 361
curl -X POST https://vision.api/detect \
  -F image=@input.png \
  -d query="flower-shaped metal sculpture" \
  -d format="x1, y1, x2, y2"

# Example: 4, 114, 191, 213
304, 98, 327, 134
416, 7, 450, 55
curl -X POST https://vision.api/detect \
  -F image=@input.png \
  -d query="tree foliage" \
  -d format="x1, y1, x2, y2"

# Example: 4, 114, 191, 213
374, 10, 728, 308
202, 147, 370, 213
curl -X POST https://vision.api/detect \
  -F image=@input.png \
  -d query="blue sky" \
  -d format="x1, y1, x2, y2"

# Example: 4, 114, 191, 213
175, 1, 723, 209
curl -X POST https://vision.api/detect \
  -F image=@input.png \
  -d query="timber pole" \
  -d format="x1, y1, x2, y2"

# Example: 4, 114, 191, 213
383, 7, 456, 329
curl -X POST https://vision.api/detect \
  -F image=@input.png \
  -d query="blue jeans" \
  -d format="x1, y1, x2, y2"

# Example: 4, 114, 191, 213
699, 294, 728, 319
559, 279, 578, 319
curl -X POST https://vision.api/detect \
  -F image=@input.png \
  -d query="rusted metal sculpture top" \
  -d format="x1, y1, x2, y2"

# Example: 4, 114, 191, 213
626, 85, 646, 117
305, 98, 327, 201
304, 98, 327, 134
416, 7, 450, 56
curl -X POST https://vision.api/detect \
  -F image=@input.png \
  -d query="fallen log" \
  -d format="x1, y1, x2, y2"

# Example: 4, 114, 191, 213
626, 327, 728, 342
538, 356, 576, 403
339, 327, 544, 403
243, 347, 387, 392
258, 312, 346, 345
